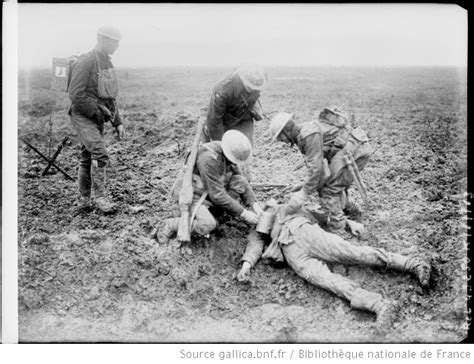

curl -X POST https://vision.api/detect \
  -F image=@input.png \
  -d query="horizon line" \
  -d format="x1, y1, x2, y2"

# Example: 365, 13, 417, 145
18, 64, 468, 71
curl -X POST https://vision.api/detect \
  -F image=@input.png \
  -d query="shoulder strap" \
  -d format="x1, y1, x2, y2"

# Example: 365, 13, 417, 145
93, 50, 102, 72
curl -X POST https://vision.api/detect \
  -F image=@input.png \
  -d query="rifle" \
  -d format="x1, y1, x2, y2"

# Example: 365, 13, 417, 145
252, 183, 289, 190
343, 151, 368, 205
176, 117, 205, 243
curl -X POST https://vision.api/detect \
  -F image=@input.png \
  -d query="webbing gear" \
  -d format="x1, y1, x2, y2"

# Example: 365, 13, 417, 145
189, 192, 209, 227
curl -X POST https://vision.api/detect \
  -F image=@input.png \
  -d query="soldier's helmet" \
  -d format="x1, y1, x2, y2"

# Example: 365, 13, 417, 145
269, 112, 293, 142
236, 64, 267, 91
97, 26, 122, 41
221, 130, 253, 165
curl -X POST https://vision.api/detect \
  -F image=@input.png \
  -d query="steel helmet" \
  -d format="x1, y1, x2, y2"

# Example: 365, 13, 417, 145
236, 64, 267, 91
97, 26, 122, 41
221, 130, 253, 165
269, 112, 293, 142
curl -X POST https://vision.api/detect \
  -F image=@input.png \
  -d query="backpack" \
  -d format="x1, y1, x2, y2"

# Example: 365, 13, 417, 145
51, 55, 79, 92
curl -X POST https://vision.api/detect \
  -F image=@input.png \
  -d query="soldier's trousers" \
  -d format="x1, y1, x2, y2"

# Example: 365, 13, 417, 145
319, 141, 373, 230
281, 221, 411, 311
70, 112, 109, 198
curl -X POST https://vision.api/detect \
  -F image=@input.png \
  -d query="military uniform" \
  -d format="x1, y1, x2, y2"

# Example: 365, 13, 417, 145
205, 74, 262, 147
68, 48, 122, 204
161, 141, 257, 239
291, 111, 373, 231
241, 206, 429, 316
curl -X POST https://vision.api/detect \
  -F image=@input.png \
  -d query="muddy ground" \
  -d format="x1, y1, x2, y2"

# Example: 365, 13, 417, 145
17, 66, 468, 342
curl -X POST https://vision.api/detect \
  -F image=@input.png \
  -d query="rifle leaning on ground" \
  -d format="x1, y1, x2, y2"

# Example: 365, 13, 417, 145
176, 117, 206, 243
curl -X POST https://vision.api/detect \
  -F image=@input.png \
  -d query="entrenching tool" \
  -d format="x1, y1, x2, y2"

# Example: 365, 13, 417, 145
20, 137, 73, 180
343, 151, 368, 206
177, 117, 205, 243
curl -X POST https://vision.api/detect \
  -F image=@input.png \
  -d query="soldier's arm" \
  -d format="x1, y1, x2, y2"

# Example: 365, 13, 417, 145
240, 230, 265, 267
235, 174, 257, 208
302, 133, 325, 195
68, 55, 100, 118
111, 106, 122, 127
197, 156, 244, 215
206, 89, 227, 141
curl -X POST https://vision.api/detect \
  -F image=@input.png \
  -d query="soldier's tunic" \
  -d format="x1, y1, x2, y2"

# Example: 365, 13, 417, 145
205, 73, 261, 147
292, 114, 374, 230
170, 141, 257, 236
241, 207, 420, 312
68, 48, 122, 168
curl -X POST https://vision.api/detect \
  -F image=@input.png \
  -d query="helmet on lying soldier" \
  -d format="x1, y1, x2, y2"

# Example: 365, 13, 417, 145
222, 130, 253, 165
269, 112, 293, 142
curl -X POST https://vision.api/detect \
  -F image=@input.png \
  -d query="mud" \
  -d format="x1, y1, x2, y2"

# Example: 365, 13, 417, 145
17, 67, 468, 342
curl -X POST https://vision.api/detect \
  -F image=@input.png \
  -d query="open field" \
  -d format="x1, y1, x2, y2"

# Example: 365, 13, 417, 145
17, 66, 468, 342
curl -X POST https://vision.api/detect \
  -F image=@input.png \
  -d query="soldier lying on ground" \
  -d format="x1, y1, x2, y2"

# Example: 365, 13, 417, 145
269, 107, 373, 236
157, 130, 264, 243
237, 199, 432, 324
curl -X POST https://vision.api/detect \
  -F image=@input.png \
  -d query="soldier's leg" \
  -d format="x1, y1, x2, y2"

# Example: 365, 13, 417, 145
297, 223, 431, 287
156, 200, 217, 244
191, 203, 218, 237
77, 145, 92, 208
70, 113, 114, 212
282, 242, 392, 317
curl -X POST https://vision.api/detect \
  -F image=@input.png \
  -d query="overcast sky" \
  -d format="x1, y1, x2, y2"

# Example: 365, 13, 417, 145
17, 3, 467, 69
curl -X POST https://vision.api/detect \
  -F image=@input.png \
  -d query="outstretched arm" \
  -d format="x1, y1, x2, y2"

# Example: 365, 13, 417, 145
237, 230, 265, 282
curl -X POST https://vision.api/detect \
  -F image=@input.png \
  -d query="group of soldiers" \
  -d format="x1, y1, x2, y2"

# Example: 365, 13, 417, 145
68, 26, 432, 327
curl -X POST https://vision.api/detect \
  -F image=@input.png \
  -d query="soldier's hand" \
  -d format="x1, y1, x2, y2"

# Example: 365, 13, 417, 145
237, 261, 251, 282
240, 209, 259, 224
347, 219, 365, 237
115, 125, 125, 140
252, 202, 264, 217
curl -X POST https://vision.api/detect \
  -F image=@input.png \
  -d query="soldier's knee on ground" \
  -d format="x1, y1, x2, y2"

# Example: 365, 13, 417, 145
192, 215, 217, 236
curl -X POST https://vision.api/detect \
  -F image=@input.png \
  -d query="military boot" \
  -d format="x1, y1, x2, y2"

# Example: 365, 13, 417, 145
406, 257, 432, 288
373, 299, 399, 329
387, 255, 432, 288
92, 164, 117, 213
343, 199, 362, 220
156, 218, 179, 244
76, 165, 92, 210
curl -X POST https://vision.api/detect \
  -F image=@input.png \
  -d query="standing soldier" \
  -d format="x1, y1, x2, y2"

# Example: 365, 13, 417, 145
205, 64, 267, 148
269, 107, 373, 235
157, 130, 264, 243
68, 26, 125, 213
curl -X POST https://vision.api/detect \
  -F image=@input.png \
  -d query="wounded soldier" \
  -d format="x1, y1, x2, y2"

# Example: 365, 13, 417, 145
237, 200, 431, 324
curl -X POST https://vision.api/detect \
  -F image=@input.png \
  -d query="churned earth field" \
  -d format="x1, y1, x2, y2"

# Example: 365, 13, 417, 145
16, 66, 468, 342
